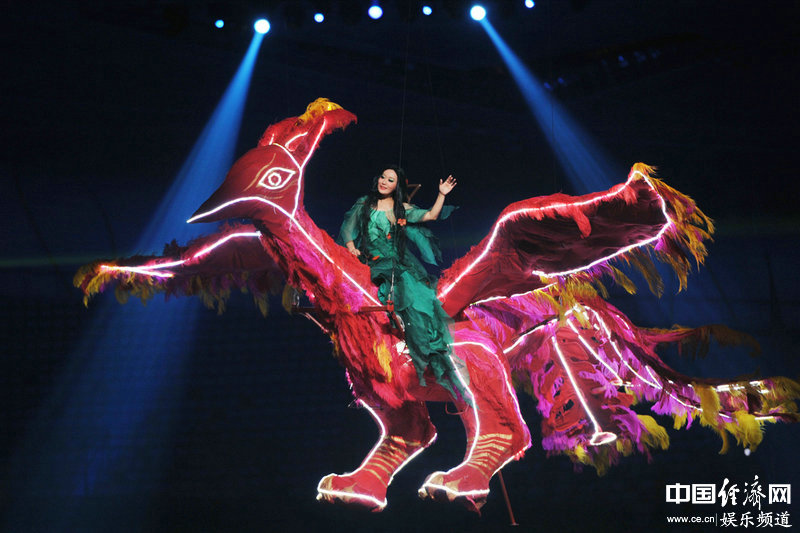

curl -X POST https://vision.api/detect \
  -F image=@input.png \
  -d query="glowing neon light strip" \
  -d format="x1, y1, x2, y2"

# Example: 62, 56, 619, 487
194, 231, 262, 259
100, 265, 174, 278
186, 119, 379, 305
188, 196, 381, 306
269, 142, 304, 220
520, 307, 694, 423
293, 123, 326, 220
420, 446, 522, 500
316, 399, 437, 509
502, 322, 549, 354
453, 341, 531, 450
257, 167, 297, 190
438, 171, 669, 301
99, 232, 262, 278
561, 307, 772, 428
716, 382, 768, 395
530, 221, 672, 277
269, 119, 325, 220
595, 326, 661, 389
420, 340, 531, 499
566, 319, 625, 386
470, 282, 558, 307
284, 131, 308, 149
443, 347, 480, 471
578, 307, 742, 422
506, 306, 702, 421
550, 336, 614, 444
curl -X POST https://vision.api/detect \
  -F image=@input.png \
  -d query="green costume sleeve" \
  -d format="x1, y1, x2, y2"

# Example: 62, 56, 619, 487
405, 226, 442, 265
338, 196, 367, 246
405, 204, 457, 223
402, 204, 458, 265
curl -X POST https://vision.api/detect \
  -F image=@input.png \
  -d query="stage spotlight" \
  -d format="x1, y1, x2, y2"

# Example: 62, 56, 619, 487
470, 5, 486, 21
254, 18, 270, 34
368, 5, 383, 19
314, 12, 325, 22
214, 19, 224, 28
525, 0, 535, 7
422, 5, 433, 15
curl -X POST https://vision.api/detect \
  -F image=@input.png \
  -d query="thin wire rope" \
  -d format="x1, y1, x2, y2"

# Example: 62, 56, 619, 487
426, 64, 447, 178
424, 62, 457, 266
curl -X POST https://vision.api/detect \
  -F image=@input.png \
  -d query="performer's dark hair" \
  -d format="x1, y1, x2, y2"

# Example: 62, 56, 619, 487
359, 165, 408, 261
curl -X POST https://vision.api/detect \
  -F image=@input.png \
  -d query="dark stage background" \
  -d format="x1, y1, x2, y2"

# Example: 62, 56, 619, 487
2, 1, 798, 531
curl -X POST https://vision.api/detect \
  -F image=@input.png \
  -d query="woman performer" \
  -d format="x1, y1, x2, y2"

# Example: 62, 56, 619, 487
339, 166, 465, 399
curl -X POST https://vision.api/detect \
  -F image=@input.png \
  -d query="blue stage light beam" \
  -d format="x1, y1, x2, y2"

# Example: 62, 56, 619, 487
215, 19, 224, 28
254, 18, 270, 34
422, 5, 433, 16
368, 5, 384, 20
476, 18, 683, 328
5, 32, 267, 531
478, 18, 622, 193
470, 5, 487, 21
314, 12, 325, 23
139, 30, 265, 247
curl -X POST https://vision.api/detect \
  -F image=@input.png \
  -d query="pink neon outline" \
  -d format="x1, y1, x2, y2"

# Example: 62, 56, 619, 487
419, 455, 520, 500
578, 306, 745, 423
438, 171, 670, 301
185, 120, 381, 304
316, 399, 437, 509
99, 232, 262, 279
530, 221, 672, 278
454, 340, 530, 450
589, 432, 618, 446
419, 339, 530, 499
269, 143, 303, 218
257, 166, 297, 190
502, 322, 549, 354
502, 306, 754, 433
284, 131, 308, 149
193, 231, 262, 259
716, 382, 768, 395
293, 120, 326, 219
471, 282, 558, 308
187, 197, 380, 305
498, 305, 761, 446
566, 318, 625, 386
550, 336, 617, 446
584, 307, 663, 391
443, 345, 480, 466
498, 303, 768, 442
100, 265, 174, 278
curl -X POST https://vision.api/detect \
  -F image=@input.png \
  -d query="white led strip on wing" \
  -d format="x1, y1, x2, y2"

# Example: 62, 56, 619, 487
438, 171, 671, 301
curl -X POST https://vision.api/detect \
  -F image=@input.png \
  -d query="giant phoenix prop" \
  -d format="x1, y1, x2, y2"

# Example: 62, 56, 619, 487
76, 99, 799, 512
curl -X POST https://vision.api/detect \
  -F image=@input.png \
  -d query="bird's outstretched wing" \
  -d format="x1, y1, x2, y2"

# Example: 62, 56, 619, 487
437, 164, 713, 317
74, 223, 284, 315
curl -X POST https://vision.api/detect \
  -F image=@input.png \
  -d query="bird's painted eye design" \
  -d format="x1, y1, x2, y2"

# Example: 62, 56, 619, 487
257, 166, 297, 190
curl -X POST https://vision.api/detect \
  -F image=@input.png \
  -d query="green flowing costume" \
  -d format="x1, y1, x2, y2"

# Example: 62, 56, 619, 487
339, 197, 466, 399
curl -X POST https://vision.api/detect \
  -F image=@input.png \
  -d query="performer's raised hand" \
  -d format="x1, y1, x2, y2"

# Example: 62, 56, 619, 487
439, 175, 457, 196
